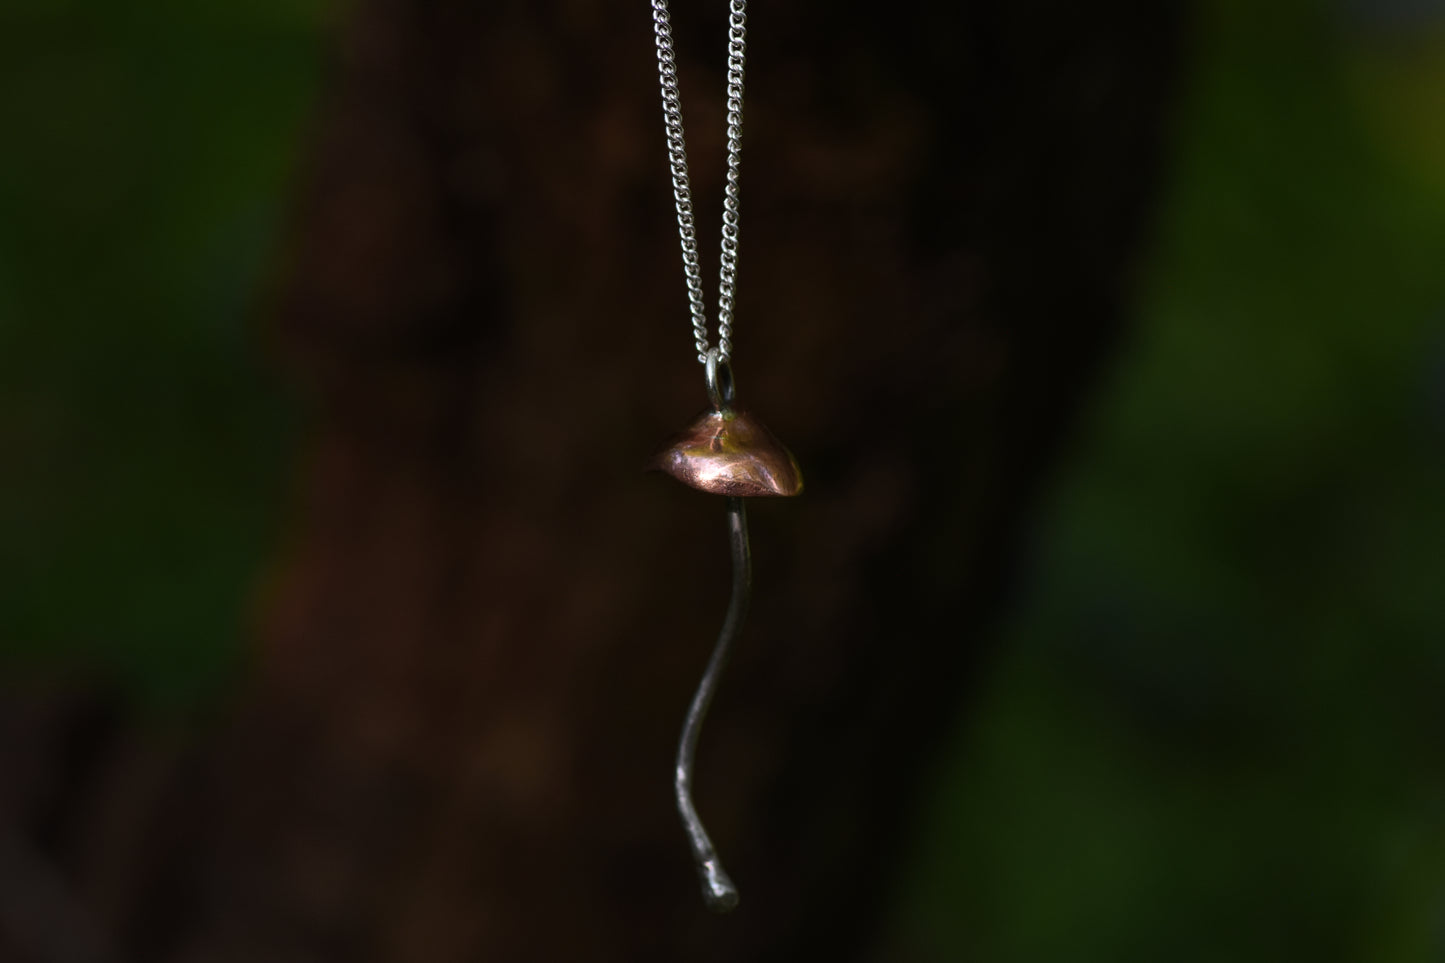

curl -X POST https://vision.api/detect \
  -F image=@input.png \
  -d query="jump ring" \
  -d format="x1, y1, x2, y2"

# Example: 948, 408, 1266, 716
704, 347, 736, 410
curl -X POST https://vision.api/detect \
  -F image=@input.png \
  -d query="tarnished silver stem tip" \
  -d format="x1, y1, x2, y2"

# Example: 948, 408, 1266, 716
699, 858, 740, 913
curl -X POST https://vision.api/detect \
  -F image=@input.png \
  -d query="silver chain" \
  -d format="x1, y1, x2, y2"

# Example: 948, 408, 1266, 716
651, 0, 747, 365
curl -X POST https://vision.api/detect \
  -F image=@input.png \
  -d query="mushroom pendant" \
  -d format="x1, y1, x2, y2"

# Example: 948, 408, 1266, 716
649, 350, 802, 912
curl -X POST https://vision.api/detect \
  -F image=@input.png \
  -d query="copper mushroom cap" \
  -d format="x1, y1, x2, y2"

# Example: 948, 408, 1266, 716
650, 407, 803, 497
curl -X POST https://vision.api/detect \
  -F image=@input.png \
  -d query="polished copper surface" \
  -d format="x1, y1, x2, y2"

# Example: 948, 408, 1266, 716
651, 407, 804, 497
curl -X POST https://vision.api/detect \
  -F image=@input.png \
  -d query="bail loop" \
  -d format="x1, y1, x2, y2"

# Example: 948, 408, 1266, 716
705, 347, 736, 411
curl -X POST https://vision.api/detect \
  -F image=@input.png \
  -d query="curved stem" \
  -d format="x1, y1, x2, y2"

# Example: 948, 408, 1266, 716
674, 496, 750, 912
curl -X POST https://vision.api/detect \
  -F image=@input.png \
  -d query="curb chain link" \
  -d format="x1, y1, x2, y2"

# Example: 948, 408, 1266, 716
651, 0, 747, 366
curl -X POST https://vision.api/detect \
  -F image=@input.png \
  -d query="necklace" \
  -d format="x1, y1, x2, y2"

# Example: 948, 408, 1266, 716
647, 0, 803, 913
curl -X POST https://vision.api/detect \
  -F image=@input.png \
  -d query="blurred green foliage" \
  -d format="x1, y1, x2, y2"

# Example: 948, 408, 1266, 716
0, 3, 326, 708
894, 2, 1445, 960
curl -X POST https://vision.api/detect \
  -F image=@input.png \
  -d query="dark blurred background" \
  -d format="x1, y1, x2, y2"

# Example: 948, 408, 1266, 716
2, 0, 1444, 961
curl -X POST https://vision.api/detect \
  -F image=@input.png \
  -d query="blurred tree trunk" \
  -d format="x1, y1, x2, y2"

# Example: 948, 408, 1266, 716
1, 1, 1180, 961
